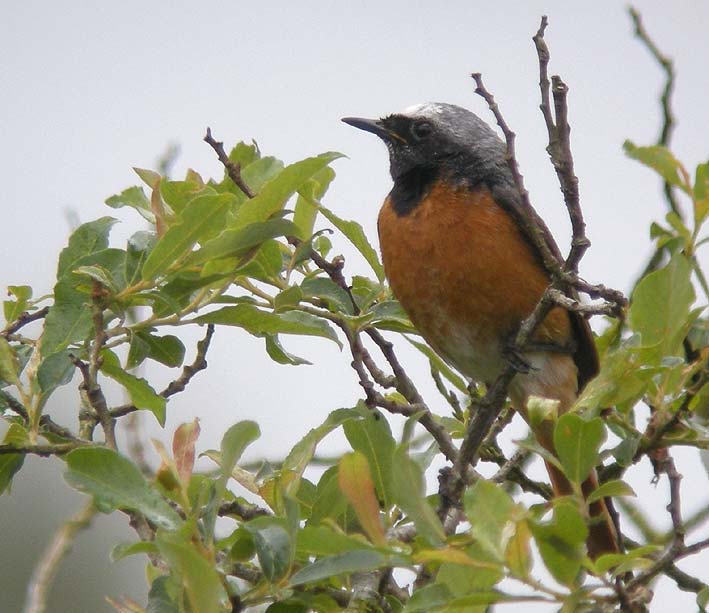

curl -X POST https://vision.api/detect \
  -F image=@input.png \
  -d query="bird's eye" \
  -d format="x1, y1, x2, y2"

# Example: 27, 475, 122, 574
411, 121, 433, 140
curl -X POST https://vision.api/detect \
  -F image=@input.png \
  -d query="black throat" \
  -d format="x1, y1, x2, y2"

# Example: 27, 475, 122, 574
388, 165, 439, 216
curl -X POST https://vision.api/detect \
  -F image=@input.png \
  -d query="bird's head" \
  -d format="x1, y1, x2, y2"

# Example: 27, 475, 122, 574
342, 102, 506, 182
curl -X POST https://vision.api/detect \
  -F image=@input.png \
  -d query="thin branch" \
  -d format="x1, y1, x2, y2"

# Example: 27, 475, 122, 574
471, 72, 563, 278
627, 452, 688, 591
345, 326, 458, 463
110, 324, 215, 419
204, 127, 255, 199
218, 499, 271, 521
0, 443, 85, 456
1, 306, 50, 339
550, 75, 588, 272
628, 8, 679, 213
24, 501, 96, 613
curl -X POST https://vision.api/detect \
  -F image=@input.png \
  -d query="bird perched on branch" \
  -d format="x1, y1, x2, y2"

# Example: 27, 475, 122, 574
343, 102, 618, 558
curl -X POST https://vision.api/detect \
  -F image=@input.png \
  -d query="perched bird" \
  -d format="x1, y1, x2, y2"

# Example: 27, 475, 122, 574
343, 102, 618, 558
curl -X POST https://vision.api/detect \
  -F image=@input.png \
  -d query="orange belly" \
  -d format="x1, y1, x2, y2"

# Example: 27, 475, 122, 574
377, 181, 573, 391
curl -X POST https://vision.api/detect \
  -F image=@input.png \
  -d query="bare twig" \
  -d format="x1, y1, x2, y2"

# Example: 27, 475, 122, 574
0, 443, 85, 456
2, 393, 84, 444
345, 326, 458, 463
110, 324, 215, 419
24, 501, 96, 613
218, 499, 271, 520
629, 7, 679, 213
1, 306, 50, 339
204, 127, 255, 198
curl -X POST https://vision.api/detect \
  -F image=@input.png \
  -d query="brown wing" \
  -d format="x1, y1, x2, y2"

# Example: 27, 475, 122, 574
490, 183, 600, 389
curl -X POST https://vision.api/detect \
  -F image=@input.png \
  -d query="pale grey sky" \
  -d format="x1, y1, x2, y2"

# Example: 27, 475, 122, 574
1, 2, 707, 611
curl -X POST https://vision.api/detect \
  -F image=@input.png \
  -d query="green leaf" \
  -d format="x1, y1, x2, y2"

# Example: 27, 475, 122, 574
220, 421, 260, 479
100, 349, 166, 425
628, 253, 696, 360
229, 141, 260, 166
343, 406, 396, 507
65, 447, 181, 528
300, 277, 354, 315
194, 304, 341, 348
553, 414, 605, 485
698, 586, 709, 612
189, 218, 301, 266
0, 338, 20, 385
111, 540, 159, 561
105, 186, 155, 222
594, 544, 661, 574
232, 152, 343, 228
274, 285, 303, 312
436, 542, 504, 599
125, 231, 156, 286
403, 584, 453, 613
156, 532, 226, 613
243, 516, 293, 582
146, 576, 179, 613
289, 549, 387, 586
463, 480, 515, 559
265, 334, 312, 366
316, 203, 385, 281
37, 349, 75, 397
531, 502, 587, 586
0, 423, 29, 494
134, 167, 161, 189
73, 265, 119, 293
576, 338, 648, 411
283, 408, 357, 476
142, 193, 237, 280
56, 217, 117, 280
41, 279, 93, 357
338, 451, 386, 546
297, 525, 375, 556
623, 142, 691, 194
406, 337, 468, 393
367, 300, 414, 331
309, 465, 348, 525
294, 166, 336, 236
3, 285, 32, 324
694, 161, 709, 225
586, 479, 636, 504
391, 445, 445, 546
506, 519, 533, 578
160, 180, 210, 214
130, 331, 185, 368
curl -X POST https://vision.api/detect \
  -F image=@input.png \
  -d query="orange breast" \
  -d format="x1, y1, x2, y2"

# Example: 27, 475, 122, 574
377, 181, 572, 383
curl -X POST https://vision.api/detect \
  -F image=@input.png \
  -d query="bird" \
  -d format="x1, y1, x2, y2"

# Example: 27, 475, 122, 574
342, 102, 619, 558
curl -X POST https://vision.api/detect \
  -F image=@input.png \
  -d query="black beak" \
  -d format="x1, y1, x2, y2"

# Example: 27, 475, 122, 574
342, 116, 407, 144
341, 116, 389, 138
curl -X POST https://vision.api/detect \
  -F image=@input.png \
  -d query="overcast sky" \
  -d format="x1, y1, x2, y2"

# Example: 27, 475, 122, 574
1, 2, 707, 611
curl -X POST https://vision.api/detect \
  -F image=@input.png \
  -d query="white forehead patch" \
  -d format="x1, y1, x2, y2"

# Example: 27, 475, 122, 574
399, 102, 446, 118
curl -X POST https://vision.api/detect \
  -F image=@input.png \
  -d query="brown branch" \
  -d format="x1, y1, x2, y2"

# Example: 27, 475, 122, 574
110, 324, 215, 418
550, 76, 589, 272
453, 20, 627, 487
0, 443, 85, 456
1, 306, 50, 339
345, 326, 458, 463
626, 452, 689, 591
455, 288, 556, 476
204, 127, 255, 199
2, 393, 85, 444
218, 499, 271, 521
25, 501, 96, 613
628, 7, 677, 153
471, 72, 563, 278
